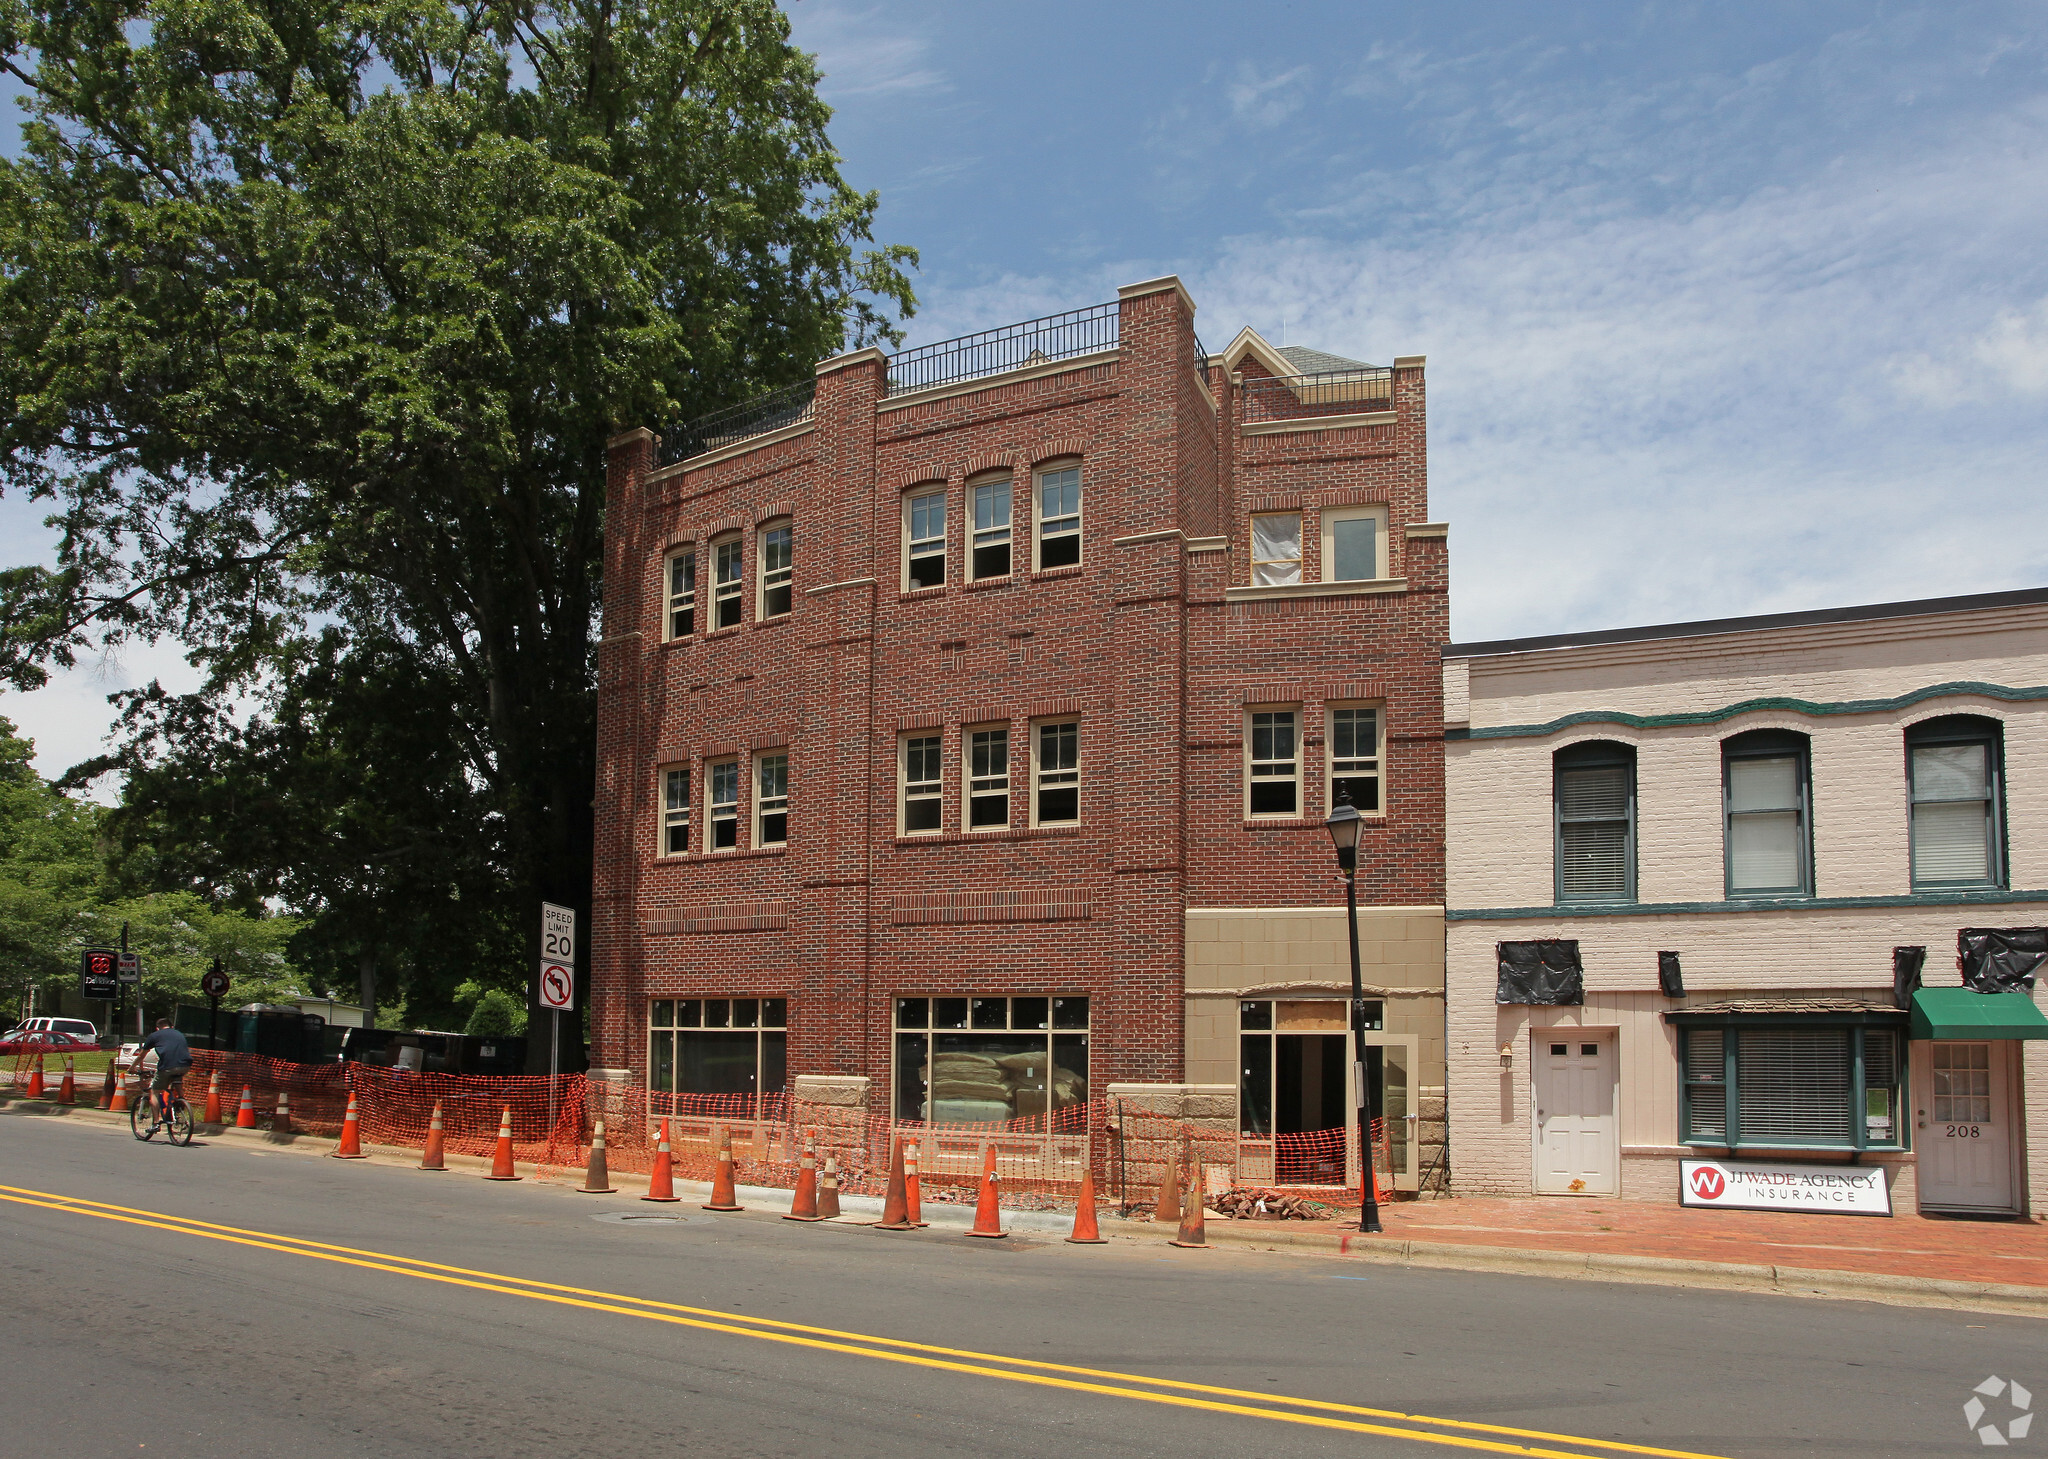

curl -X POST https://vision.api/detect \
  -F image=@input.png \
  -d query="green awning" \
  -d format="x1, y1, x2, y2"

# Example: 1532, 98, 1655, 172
1909, 987, 2048, 1040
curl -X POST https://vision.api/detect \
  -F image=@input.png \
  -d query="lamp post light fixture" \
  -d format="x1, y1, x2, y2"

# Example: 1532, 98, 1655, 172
1324, 792, 1383, 1234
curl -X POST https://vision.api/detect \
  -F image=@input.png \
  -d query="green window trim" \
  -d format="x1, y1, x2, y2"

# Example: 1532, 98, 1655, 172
1674, 1018, 1909, 1154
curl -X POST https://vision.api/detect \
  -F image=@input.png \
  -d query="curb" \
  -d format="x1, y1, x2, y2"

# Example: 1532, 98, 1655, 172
7, 1095, 2039, 1315
1192, 1220, 2048, 1317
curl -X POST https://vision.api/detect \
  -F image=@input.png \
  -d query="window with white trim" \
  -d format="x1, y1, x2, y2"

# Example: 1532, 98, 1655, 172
660, 765, 690, 855
1907, 715, 2005, 890
650, 998, 787, 1103
1033, 719, 1079, 825
892, 994, 1088, 1124
1245, 709, 1298, 817
1321, 506, 1386, 582
967, 726, 1009, 829
1034, 463, 1081, 570
755, 752, 788, 846
971, 474, 1012, 580
759, 521, 793, 619
900, 734, 942, 834
905, 489, 946, 590
708, 758, 739, 850
713, 535, 743, 629
1723, 729, 1811, 897
665, 550, 696, 639
1679, 1022, 1903, 1151
1327, 705, 1382, 814
1250, 513, 1301, 586
1554, 741, 1635, 903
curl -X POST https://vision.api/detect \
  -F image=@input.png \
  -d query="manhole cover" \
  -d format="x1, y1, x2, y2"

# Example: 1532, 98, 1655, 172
590, 1211, 691, 1225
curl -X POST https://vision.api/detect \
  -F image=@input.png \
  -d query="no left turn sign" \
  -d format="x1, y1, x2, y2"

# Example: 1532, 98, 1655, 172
538, 961, 574, 1011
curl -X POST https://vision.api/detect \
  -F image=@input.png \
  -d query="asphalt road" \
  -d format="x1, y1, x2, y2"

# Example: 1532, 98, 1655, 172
0, 1110, 2033, 1459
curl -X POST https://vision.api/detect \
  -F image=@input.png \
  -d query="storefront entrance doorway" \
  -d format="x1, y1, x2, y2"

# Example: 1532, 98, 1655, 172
1531, 1031, 1617, 1195
1919, 1041, 2018, 1213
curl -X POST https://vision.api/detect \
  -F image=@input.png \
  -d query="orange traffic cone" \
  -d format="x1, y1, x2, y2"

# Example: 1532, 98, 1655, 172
235, 1086, 256, 1128
331, 1092, 367, 1158
1168, 1160, 1209, 1249
642, 1119, 680, 1202
784, 1136, 821, 1221
702, 1128, 744, 1211
905, 1139, 928, 1228
98, 1065, 115, 1109
484, 1106, 520, 1180
108, 1071, 129, 1114
875, 1137, 914, 1230
418, 1101, 447, 1170
1067, 1166, 1108, 1244
272, 1090, 292, 1134
1152, 1156, 1180, 1224
202, 1070, 221, 1124
57, 1057, 75, 1106
576, 1120, 615, 1193
26, 1054, 44, 1099
965, 1144, 1008, 1239
817, 1155, 842, 1220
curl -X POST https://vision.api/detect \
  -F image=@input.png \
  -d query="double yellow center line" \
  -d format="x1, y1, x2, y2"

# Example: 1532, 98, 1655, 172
0, 1182, 1725, 1458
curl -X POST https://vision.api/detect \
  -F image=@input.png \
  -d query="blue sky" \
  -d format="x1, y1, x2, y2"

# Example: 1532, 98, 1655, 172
5, 1, 2047, 777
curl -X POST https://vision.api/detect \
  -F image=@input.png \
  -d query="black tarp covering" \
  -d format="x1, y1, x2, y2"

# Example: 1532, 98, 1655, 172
1657, 951, 1684, 998
1958, 928, 2046, 992
1497, 940, 1584, 1005
1892, 946, 1926, 1008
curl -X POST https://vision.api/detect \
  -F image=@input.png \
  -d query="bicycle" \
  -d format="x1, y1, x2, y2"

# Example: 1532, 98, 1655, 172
131, 1072, 195, 1146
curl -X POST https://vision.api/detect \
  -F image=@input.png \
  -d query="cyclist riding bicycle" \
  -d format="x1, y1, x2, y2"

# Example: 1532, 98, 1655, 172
135, 1017, 193, 1130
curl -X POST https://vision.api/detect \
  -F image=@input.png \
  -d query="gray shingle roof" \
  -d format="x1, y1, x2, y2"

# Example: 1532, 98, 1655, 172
1276, 345, 1372, 374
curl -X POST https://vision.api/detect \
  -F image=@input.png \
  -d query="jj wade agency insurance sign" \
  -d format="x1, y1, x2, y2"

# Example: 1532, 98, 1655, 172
1680, 1158, 1893, 1216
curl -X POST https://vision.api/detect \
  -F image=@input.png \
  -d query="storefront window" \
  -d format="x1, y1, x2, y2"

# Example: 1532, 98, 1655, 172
894, 994, 1088, 1124
649, 998, 787, 1104
1238, 998, 1387, 1185
1678, 1022, 1902, 1150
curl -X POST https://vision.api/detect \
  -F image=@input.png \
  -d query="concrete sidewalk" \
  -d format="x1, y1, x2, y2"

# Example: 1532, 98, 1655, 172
1190, 1193, 2048, 1315
9, 1093, 2042, 1315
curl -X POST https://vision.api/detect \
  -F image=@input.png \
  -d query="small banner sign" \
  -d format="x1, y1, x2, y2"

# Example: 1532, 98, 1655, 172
1680, 1158, 1892, 1216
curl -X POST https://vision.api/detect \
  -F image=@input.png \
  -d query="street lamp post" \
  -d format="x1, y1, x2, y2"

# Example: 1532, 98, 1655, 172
1325, 793, 1383, 1234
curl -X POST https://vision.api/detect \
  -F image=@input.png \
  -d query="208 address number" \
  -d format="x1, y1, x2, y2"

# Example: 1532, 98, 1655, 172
1944, 1124, 1983, 1138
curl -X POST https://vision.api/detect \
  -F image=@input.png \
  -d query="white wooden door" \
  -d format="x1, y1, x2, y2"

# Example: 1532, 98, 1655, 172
1532, 1033, 1617, 1195
1919, 1041, 2016, 1212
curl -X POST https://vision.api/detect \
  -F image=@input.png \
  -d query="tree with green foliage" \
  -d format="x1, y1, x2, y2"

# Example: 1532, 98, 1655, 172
0, 0, 915, 1060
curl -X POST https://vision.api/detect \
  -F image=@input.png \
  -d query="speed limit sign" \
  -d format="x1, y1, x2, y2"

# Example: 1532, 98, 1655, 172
538, 903, 575, 1011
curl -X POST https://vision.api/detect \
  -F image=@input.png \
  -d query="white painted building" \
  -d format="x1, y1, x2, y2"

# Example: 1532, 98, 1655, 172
1443, 587, 2048, 1216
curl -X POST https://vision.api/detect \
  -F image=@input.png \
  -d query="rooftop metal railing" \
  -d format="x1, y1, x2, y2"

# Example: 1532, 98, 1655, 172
658, 379, 818, 467
1236, 366, 1393, 425
883, 301, 1119, 398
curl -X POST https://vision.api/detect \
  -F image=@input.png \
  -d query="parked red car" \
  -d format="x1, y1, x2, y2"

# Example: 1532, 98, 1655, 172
0, 1030, 99, 1057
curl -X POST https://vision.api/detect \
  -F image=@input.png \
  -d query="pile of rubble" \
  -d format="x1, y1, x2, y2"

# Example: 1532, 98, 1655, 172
1207, 1187, 1336, 1221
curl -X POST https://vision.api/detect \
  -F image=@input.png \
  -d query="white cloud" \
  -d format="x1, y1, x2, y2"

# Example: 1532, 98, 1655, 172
0, 637, 205, 797
1976, 299, 2048, 395
791, 3, 947, 99
1227, 63, 1311, 130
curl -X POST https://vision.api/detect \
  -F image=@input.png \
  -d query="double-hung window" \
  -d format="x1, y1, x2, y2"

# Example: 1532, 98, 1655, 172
1246, 709, 1299, 817
1321, 507, 1385, 582
1328, 706, 1381, 813
1906, 715, 2005, 890
709, 758, 740, 850
900, 735, 942, 834
1250, 513, 1302, 586
665, 550, 696, 639
1724, 729, 1811, 898
755, 752, 788, 847
905, 489, 946, 589
759, 521, 793, 619
1678, 1019, 1904, 1151
1035, 463, 1081, 570
660, 766, 691, 855
1033, 720, 1080, 825
971, 475, 1012, 580
968, 726, 1010, 828
713, 536, 743, 629
1554, 742, 1636, 903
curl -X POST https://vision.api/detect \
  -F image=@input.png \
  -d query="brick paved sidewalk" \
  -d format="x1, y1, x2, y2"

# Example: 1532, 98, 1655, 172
1222, 1196, 2048, 1288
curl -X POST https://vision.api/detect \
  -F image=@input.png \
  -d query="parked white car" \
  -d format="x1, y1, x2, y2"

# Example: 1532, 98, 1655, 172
5, 1016, 99, 1043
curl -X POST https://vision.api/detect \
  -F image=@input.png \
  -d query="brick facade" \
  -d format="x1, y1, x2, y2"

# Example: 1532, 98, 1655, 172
592, 277, 1446, 1145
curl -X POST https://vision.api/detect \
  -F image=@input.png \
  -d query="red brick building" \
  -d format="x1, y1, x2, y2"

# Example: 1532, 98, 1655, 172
593, 276, 1449, 1189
